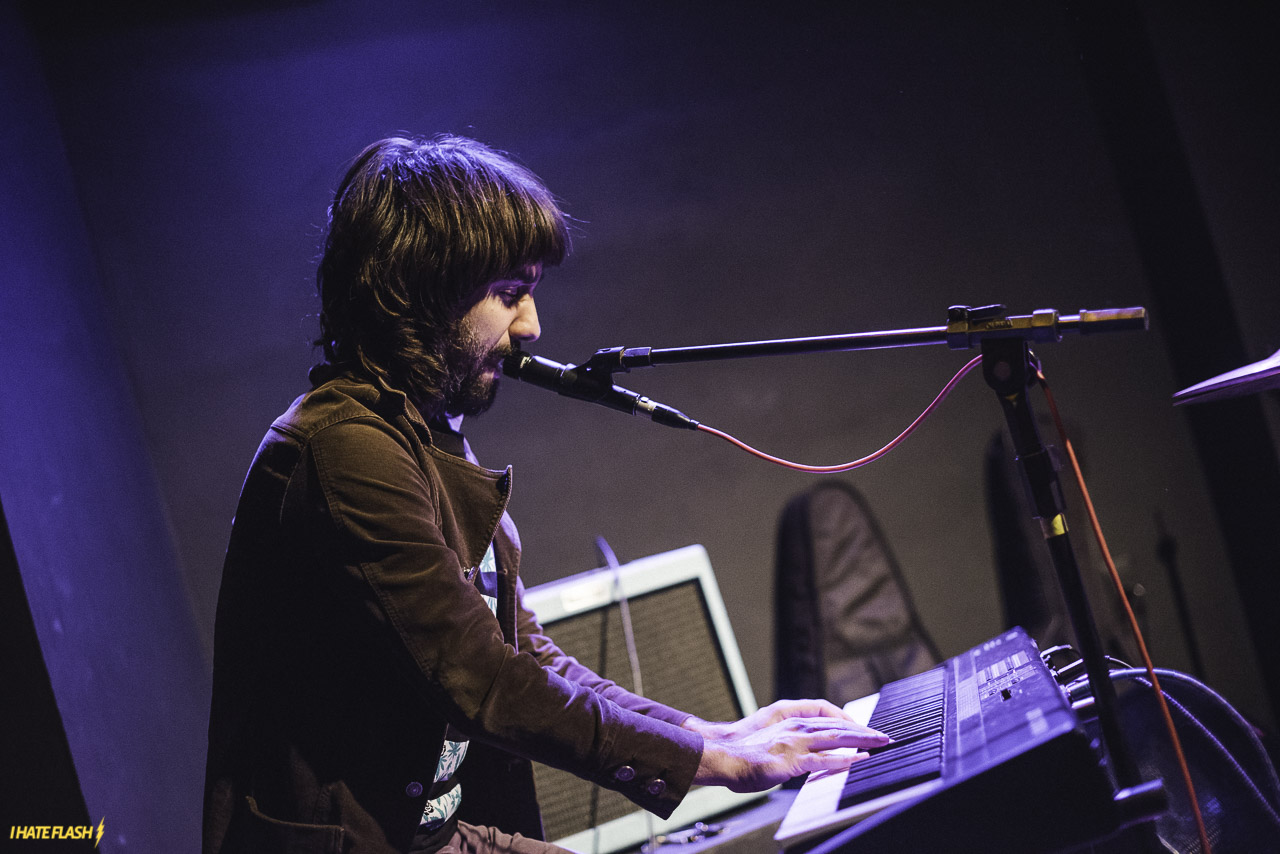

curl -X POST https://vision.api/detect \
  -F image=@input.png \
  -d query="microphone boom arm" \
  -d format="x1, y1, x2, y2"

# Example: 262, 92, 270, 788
502, 305, 1145, 431
583, 305, 1147, 372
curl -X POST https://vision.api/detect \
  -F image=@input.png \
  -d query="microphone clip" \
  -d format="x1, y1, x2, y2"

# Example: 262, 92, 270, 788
577, 346, 656, 377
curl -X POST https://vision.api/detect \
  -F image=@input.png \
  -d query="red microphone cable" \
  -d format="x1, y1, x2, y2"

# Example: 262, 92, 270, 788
696, 354, 983, 472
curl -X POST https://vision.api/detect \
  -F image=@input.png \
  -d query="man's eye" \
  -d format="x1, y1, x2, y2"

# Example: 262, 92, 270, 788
498, 286, 533, 306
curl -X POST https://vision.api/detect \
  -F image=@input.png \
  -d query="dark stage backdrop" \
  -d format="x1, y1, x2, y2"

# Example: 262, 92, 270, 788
3, 0, 1277, 849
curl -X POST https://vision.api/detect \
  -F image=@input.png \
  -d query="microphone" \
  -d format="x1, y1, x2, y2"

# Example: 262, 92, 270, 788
502, 351, 699, 430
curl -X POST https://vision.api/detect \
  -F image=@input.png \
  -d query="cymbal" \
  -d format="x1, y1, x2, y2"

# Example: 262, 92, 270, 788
1173, 347, 1280, 405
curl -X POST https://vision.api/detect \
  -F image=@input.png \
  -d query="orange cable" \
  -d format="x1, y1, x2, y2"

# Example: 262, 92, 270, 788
1035, 368, 1211, 854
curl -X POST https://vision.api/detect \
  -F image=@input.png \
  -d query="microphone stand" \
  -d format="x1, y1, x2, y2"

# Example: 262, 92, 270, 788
578, 304, 1163, 846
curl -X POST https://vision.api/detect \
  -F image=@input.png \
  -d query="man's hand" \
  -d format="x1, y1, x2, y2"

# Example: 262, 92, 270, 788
683, 699, 890, 793
682, 698, 860, 741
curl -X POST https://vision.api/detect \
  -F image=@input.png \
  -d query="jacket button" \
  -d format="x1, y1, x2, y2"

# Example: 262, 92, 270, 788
645, 779, 667, 797
405, 781, 424, 798
613, 765, 636, 782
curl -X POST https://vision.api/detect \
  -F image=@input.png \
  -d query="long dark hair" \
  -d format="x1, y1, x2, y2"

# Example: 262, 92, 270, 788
315, 135, 569, 413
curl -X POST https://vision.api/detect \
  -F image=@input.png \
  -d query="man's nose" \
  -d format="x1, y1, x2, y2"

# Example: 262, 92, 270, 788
510, 296, 540, 343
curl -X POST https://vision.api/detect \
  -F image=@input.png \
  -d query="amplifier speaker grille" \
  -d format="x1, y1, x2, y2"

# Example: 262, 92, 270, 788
531, 579, 742, 842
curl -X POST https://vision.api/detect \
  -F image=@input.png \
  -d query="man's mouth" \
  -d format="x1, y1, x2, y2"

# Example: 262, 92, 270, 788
487, 344, 515, 374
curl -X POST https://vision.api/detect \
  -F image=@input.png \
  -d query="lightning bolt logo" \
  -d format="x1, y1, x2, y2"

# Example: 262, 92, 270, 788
95, 818, 105, 847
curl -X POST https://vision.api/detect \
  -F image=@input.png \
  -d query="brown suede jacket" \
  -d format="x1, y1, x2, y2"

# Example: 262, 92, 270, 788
203, 374, 702, 854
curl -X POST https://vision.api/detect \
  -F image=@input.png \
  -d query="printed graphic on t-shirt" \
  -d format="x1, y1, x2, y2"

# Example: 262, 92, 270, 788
421, 784, 462, 831
419, 543, 499, 830
474, 544, 499, 612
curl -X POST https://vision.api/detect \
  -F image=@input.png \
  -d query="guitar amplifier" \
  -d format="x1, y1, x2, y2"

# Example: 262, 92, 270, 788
523, 545, 764, 853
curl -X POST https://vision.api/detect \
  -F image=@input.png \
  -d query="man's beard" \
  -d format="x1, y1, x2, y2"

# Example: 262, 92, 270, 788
440, 330, 511, 418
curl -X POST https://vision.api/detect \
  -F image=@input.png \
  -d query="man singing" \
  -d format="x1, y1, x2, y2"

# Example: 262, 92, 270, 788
202, 135, 887, 854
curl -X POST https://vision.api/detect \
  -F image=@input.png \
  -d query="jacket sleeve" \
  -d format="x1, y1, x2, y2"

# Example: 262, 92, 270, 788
513, 578, 695, 729
303, 416, 702, 817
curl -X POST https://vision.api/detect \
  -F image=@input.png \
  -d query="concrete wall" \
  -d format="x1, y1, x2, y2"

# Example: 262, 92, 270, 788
1, 2, 208, 848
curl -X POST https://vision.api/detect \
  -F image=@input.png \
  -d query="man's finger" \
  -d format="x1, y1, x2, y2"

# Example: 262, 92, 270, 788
811, 728, 892, 750
793, 747, 873, 776
776, 717, 890, 742
769, 698, 855, 721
